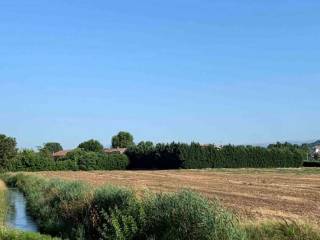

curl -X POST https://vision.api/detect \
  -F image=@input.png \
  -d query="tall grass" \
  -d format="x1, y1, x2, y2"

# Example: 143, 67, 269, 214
2, 174, 320, 240
0, 180, 8, 226
0, 228, 60, 240
244, 221, 320, 240
1, 174, 247, 240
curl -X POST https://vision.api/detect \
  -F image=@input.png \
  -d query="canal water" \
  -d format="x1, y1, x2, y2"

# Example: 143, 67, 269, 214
6, 188, 38, 232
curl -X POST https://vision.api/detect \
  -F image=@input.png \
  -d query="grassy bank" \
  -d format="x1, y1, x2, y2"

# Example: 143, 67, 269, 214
0, 180, 8, 225
1, 173, 319, 240
1, 173, 246, 240
0, 179, 59, 240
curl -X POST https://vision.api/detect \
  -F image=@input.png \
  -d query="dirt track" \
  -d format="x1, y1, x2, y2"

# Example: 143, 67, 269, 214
35, 168, 320, 225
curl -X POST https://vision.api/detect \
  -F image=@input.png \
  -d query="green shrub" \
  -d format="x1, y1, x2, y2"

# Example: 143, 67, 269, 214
54, 160, 78, 171
90, 185, 145, 240
95, 154, 129, 170
77, 152, 129, 171
78, 152, 101, 170
6, 150, 55, 171
142, 190, 246, 240
4, 147, 129, 172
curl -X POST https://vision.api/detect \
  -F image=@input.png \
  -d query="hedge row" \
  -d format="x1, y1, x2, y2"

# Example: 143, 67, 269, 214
4, 149, 128, 171
2, 142, 304, 172
126, 142, 303, 169
1, 174, 246, 240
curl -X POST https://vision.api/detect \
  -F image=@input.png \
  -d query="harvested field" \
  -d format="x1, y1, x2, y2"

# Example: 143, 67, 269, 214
34, 168, 320, 225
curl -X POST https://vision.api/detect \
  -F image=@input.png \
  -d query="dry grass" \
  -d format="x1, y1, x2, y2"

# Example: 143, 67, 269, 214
0, 179, 8, 225
33, 168, 320, 225
0, 180, 6, 191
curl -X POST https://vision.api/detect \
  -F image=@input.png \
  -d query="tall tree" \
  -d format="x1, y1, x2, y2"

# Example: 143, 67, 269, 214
42, 142, 63, 153
78, 139, 104, 152
0, 134, 18, 168
112, 131, 134, 148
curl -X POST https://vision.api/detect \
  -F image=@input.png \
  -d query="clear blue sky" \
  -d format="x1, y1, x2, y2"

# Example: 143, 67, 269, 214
0, 1, 319, 149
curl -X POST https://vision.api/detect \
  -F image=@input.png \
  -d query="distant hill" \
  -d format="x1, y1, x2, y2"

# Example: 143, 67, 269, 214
307, 140, 320, 149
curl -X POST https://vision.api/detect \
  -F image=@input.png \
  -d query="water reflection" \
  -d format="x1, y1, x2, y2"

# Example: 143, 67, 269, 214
6, 188, 38, 232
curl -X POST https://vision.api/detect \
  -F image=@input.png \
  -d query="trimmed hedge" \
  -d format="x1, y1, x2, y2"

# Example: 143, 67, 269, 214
126, 142, 303, 169
1, 174, 246, 240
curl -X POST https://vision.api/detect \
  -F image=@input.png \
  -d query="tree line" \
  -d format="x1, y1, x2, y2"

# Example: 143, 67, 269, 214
126, 142, 304, 169
0, 132, 133, 171
0, 132, 307, 171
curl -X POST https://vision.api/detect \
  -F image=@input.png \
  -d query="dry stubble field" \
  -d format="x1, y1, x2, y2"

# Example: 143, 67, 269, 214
34, 168, 320, 225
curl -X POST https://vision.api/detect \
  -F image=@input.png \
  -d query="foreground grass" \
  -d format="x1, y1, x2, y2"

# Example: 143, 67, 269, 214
0, 227, 59, 240
1, 173, 247, 240
244, 221, 320, 240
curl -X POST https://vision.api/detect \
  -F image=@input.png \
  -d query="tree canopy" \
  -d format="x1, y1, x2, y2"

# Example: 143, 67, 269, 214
42, 142, 63, 153
0, 134, 18, 168
78, 139, 104, 152
112, 131, 134, 148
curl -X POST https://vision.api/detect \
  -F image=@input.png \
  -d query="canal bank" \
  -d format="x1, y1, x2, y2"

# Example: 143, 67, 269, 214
0, 180, 7, 225
0, 179, 58, 240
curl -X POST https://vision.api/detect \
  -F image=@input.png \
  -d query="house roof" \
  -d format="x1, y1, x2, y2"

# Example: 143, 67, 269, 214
52, 148, 127, 157
104, 148, 127, 154
52, 150, 72, 157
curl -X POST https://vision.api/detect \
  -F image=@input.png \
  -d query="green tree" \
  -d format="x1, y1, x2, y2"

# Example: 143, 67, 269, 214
78, 139, 104, 152
0, 134, 17, 168
112, 131, 134, 148
42, 142, 63, 153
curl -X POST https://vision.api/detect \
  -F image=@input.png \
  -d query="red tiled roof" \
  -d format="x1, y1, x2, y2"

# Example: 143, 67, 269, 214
52, 150, 71, 157
104, 148, 127, 154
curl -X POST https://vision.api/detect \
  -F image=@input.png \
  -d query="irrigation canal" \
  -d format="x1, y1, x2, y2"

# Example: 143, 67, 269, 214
6, 188, 38, 232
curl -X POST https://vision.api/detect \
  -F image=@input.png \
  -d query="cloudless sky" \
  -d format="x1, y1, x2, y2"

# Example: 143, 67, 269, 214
0, 1, 319, 149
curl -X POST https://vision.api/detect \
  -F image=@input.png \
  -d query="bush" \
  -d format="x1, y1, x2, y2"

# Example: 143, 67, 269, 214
89, 185, 144, 240
6, 150, 55, 171
78, 152, 129, 171
95, 154, 129, 170
142, 190, 246, 240
54, 160, 78, 171
4, 148, 129, 172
